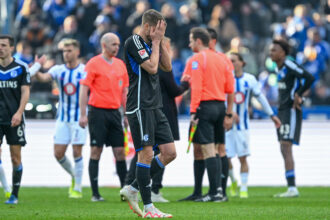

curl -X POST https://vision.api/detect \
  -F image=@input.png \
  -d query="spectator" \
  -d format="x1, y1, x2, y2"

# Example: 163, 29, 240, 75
208, 4, 239, 51
160, 3, 178, 43
53, 15, 92, 61
20, 15, 52, 54
43, 0, 72, 33
286, 4, 315, 51
89, 15, 111, 55
13, 41, 34, 64
71, 0, 100, 38
125, 0, 149, 36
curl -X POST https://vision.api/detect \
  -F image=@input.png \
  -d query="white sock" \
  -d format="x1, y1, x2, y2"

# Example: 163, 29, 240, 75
58, 156, 74, 178
240, 172, 248, 192
144, 203, 153, 210
74, 157, 83, 192
288, 186, 298, 192
0, 162, 11, 193
229, 169, 235, 183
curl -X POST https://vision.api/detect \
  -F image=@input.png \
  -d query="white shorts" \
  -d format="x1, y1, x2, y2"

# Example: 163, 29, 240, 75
54, 121, 87, 145
225, 129, 250, 158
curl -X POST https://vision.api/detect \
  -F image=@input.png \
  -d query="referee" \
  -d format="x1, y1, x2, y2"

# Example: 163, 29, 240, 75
79, 33, 129, 202
0, 34, 30, 204
183, 27, 235, 202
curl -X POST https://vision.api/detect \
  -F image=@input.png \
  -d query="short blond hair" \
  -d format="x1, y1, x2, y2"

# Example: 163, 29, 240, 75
58, 38, 80, 49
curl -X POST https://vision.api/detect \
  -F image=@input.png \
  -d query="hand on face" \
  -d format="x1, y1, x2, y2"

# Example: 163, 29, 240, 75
150, 20, 167, 42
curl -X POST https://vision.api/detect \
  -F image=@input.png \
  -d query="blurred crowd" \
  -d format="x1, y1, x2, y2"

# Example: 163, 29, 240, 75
7, 0, 330, 114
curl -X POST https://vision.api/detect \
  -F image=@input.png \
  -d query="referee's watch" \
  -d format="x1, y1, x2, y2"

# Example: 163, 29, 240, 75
225, 113, 233, 118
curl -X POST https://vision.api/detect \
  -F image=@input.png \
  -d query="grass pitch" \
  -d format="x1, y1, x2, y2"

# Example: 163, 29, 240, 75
1, 187, 330, 219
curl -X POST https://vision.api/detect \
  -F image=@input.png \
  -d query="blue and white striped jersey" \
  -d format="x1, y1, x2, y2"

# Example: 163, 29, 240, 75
49, 63, 86, 122
233, 73, 273, 131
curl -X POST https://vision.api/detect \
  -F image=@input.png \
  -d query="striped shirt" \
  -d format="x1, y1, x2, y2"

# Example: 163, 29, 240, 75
49, 63, 86, 122
233, 73, 273, 130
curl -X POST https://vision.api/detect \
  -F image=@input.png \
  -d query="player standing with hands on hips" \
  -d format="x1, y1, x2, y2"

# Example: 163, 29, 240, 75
269, 39, 314, 198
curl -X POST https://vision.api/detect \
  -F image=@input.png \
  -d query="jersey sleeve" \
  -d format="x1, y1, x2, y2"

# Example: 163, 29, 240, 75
224, 65, 235, 94
80, 61, 95, 87
48, 65, 59, 79
251, 75, 262, 96
126, 35, 150, 65
21, 63, 31, 86
251, 76, 274, 116
122, 64, 129, 87
189, 56, 203, 114
285, 59, 315, 96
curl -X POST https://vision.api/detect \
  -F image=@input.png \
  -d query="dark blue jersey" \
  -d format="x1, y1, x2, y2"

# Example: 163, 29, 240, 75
0, 58, 30, 124
276, 59, 314, 110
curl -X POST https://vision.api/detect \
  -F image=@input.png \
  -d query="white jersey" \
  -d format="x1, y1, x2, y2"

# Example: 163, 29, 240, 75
233, 72, 273, 131
49, 63, 86, 122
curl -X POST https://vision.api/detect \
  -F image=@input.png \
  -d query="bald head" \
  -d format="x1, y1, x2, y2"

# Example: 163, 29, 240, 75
101, 32, 120, 58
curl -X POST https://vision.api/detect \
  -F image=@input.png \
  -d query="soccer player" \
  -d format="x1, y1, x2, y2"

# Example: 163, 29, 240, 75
0, 34, 30, 204
120, 9, 176, 218
226, 52, 281, 198
32, 38, 86, 198
124, 37, 189, 203
269, 39, 314, 197
79, 33, 128, 202
183, 27, 235, 202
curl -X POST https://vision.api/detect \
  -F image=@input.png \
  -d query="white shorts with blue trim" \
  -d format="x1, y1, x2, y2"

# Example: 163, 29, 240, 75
54, 120, 87, 145
225, 129, 250, 158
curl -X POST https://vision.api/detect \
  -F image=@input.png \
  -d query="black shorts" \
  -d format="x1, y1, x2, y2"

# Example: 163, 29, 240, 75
277, 108, 302, 145
193, 101, 226, 145
127, 109, 174, 152
88, 106, 124, 147
0, 123, 26, 146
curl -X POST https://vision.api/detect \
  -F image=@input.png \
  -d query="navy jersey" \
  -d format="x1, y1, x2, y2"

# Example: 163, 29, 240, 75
276, 59, 315, 110
124, 34, 162, 114
0, 58, 30, 125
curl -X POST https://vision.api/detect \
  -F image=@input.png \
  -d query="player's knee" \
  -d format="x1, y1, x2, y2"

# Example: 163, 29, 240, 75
54, 150, 65, 160
11, 155, 21, 166
90, 147, 102, 160
114, 148, 126, 161
166, 149, 176, 162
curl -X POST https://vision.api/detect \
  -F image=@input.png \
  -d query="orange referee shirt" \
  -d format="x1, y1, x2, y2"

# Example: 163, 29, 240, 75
183, 49, 235, 113
80, 54, 129, 109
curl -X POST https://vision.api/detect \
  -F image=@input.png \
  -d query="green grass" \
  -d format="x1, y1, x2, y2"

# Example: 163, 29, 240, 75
1, 187, 330, 219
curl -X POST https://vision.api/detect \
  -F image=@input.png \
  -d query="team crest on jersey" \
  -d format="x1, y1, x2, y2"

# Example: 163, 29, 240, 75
11, 70, 17, 78
143, 134, 149, 142
234, 92, 245, 104
64, 83, 77, 96
138, 49, 148, 59
192, 61, 198, 70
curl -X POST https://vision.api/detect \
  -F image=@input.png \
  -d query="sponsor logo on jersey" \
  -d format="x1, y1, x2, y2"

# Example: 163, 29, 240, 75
192, 61, 198, 70
64, 83, 77, 96
278, 82, 287, 89
234, 91, 245, 104
138, 49, 148, 59
0, 81, 18, 88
